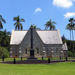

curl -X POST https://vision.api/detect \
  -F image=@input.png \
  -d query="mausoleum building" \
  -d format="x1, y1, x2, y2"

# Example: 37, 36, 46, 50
10, 26, 68, 58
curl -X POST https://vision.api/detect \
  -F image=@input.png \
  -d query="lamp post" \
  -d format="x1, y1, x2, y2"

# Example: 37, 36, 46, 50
19, 47, 21, 58
51, 50, 54, 59
10, 48, 12, 58
60, 48, 63, 60
61, 50, 63, 60
42, 51, 45, 60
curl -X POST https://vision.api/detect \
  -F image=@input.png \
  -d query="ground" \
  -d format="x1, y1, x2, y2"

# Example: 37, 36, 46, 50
0, 62, 75, 75
0, 58, 75, 75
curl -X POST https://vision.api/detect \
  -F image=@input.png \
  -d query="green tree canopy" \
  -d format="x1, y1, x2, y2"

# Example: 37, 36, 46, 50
0, 29, 10, 47
0, 47, 9, 58
61, 35, 67, 42
13, 15, 25, 30
0, 15, 6, 29
44, 19, 56, 30
66, 18, 75, 30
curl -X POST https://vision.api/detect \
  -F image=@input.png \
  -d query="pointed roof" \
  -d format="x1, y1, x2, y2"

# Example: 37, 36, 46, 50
10, 27, 62, 45
36, 30, 62, 44
62, 43, 68, 50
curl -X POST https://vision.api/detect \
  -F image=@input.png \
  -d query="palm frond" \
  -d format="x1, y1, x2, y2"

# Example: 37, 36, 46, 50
66, 23, 72, 30
13, 15, 19, 21
15, 25, 18, 30
0, 15, 2, 18
45, 25, 49, 30
13, 22, 17, 26
0, 21, 3, 29
2, 18, 6, 23
13, 17, 17, 21
52, 22, 57, 24
69, 18, 73, 22
20, 19, 25, 22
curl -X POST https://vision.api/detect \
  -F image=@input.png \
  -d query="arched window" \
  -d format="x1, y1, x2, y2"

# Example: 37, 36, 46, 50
25, 48, 27, 54
37, 48, 39, 54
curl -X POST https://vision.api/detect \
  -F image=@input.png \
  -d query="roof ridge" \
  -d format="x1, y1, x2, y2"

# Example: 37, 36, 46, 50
14, 30, 57, 31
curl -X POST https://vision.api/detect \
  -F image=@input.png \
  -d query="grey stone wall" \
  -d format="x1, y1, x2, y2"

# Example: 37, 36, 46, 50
10, 29, 64, 58
10, 45, 19, 58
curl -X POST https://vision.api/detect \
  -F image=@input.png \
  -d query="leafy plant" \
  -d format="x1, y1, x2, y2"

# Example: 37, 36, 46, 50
0, 47, 9, 58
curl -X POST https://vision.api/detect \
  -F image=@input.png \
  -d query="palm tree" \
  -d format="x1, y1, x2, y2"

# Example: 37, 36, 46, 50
0, 29, 10, 47
44, 19, 56, 30
0, 15, 6, 29
66, 18, 75, 57
13, 15, 25, 30
66, 23, 72, 46
33, 24, 41, 30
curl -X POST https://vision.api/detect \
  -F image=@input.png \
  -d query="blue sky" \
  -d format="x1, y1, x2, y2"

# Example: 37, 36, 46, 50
0, 0, 75, 40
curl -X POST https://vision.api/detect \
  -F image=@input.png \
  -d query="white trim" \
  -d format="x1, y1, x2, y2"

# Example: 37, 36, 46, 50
10, 30, 14, 44
57, 30, 62, 44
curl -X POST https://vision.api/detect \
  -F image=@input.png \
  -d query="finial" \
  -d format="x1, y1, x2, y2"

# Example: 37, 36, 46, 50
31, 22, 33, 28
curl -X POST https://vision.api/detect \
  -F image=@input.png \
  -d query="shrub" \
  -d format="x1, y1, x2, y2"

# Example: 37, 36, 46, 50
68, 51, 73, 57
0, 47, 9, 58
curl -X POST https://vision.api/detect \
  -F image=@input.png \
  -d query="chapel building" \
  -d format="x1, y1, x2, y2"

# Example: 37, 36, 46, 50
10, 26, 68, 58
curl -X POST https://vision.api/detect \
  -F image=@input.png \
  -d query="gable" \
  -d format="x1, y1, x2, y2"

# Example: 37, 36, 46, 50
20, 27, 44, 47
10, 30, 27, 45
62, 43, 68, 50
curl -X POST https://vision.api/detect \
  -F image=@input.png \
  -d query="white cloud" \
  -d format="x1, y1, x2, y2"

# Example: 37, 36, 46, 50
64, 12, 75, 18
35, 8, 42, 13
53, 0, 73, 8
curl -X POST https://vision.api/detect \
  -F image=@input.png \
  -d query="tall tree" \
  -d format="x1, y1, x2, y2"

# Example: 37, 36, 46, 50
0, 29, 10, 47
66, 18, 75, 57
13, 15, 25, 30
0, 15, 6, 29
44, 19, 56, 30
61, 35, 67, 42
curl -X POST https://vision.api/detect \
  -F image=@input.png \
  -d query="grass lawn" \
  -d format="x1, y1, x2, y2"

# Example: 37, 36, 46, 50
0, 58, 27, 62
0, 57, 75, 62
0, 62, 75, 75
0, 58, 63, 62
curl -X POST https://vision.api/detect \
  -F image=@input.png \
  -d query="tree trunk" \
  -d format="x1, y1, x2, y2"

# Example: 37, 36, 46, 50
72, 30, 74, 57
70, 30, 71, 47
50, 26, 51, 30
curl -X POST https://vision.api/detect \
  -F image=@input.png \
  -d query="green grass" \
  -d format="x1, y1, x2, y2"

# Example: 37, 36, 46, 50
0, 62, 75, 75
0, 57, 75, 62
0, 58, 27, 62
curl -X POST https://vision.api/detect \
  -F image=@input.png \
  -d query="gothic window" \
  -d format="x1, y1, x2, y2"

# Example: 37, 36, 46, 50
46, 48, 49, 55
25, 48, 27, 54
56, 47, 58, 50
37, 48, 39, 54
56, 47, 58, 55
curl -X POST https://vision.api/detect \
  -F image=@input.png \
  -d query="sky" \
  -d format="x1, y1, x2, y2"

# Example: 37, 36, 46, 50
0, 0, 75, 40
